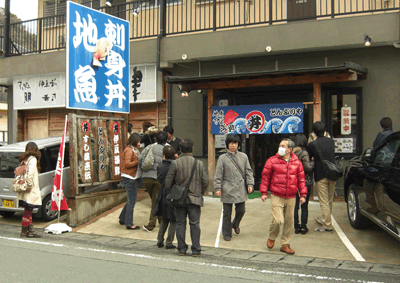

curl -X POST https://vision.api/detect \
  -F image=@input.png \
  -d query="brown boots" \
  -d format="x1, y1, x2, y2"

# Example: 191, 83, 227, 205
20, 224, 42, 238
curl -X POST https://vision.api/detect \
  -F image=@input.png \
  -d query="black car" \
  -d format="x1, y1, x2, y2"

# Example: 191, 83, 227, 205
344, 131, 400, 241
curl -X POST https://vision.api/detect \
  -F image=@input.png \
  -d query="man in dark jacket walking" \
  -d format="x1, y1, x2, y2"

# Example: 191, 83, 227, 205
260, 138, 307, 255
373, 117, 394, 148
308, 121, 336, 233
165, 138, 209, 256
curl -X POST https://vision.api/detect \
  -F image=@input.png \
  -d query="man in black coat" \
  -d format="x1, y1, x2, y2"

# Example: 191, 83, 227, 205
163, 125, 182, 157
308, 121, 336, 233
373, 117, 394, 148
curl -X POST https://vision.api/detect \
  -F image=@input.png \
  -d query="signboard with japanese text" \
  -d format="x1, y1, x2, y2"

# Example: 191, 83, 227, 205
341, 106, 351, 135
334, 138, 353, 153
78, 120, 94, 184
13, 73, 66, 110
92, 119, 109, 182
129, 64, 163, 103
66, 1, 129, 113
109, 121, 122, 181
211, 103, 304, 135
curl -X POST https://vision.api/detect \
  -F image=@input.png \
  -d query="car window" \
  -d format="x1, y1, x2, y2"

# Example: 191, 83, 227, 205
39, 149, 47, 173
372, 139, 400, 166
0, 151, 23, 178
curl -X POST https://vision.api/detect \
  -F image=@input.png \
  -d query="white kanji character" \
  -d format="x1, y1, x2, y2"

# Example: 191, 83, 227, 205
85, 171, 91, 180
114, 144, 119, 154
113, 135, 119, 144
105, 20, 125, 51
84, 152, 90, 161
105, 51, 126, 79
83, 135, 90, 143
114, 166, 120, 176
73, 12, 97, 52
83, 144, 90, 152
105, 80, 126, 108
74, 65, 98, 104
114, 155, 120, 165
84, 161, 91, 171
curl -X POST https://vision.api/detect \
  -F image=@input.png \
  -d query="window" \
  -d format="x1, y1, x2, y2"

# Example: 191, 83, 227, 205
80, 0, 101, 9
43, 0, 67, 27
327, 89, 362, 157
372, 139, 400, 166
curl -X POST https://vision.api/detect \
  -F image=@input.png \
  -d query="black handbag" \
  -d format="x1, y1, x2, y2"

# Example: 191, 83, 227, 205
226, 153, 251, 194
305, 174, 314, 187
314, 142, 343, 181
166, 159, 197, 208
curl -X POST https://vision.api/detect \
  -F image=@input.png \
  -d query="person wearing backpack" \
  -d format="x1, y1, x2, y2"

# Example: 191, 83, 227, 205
138, 131, 168, 232
164, 138, 209, 256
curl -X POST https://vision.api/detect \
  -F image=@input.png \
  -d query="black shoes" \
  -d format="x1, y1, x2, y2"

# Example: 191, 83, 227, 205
126, 226, 140, 230
233, 227, 240, 235
119, 220, 125, 225
166, 245, 176, 249
295, 228, 301, 234
157, 243, 164, 248
223, 236, 232, 241
301, 227, 309, 234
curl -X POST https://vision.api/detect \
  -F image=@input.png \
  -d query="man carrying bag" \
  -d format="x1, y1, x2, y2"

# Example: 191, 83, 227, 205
165, 138, 209, 257
308, 121, 338, 233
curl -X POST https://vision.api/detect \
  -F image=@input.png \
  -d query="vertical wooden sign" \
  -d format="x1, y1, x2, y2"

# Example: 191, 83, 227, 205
78, 119, 94, 184
108, 121, 122, 181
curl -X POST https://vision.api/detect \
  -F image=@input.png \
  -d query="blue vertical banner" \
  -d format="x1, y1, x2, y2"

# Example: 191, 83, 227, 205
211, 103, 304, 135
66, 2, 129, 113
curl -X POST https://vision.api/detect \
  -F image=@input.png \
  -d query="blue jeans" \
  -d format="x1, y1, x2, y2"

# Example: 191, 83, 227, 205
119, 177, 138, 227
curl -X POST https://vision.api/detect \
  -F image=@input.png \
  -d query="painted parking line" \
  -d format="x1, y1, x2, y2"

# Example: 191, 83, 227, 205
214, 207, 223, 248
332, 216, 365, 262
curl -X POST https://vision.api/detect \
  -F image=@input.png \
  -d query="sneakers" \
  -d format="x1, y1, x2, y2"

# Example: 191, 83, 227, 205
143, 225, 154, 232
266, 238, 275, 249
315, 217, 323, 225
315, 227, 333, 232
280, 244, 295, 255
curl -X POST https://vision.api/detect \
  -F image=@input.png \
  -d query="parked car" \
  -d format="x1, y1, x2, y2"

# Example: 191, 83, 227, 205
344, 131, 400, 241
0, 137, 107, 221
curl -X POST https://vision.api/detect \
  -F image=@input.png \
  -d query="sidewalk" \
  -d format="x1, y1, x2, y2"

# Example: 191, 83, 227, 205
74, 190, 400, 266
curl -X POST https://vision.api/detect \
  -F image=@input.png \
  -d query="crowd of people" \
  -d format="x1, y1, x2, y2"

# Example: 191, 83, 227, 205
15, 117, 393, 256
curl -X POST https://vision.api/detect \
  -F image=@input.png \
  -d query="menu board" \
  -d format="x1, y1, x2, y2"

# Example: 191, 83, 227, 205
334, 138, 353, 153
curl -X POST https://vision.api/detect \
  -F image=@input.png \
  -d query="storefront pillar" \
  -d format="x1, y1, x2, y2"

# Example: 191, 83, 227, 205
313, 82, 321, 122
207, 89, 215, 192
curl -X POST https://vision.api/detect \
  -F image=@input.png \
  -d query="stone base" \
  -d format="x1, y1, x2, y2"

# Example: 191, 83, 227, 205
67, 190, 127, 227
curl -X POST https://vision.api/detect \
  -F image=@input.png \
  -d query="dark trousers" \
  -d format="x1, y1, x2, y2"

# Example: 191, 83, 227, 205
143, 178, 162, 229
119, 178, 138, 227
222, 202, 245, 238
176, 204, 201, 254
157, 219, 176, 247
294, 186, 311, 229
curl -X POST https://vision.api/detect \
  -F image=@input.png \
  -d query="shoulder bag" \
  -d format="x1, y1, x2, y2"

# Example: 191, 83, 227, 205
314, 142, 343, 181
12, 157, 33, 193
166, 159, 197, 208
226, 153, 251, 194
141, 144, 154, 172
299, 149, 314, 187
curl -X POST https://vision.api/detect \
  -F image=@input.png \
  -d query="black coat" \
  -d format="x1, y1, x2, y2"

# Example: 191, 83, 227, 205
373, 128, 394, 148
308, 137, 335, 182
152, 160, 176, 221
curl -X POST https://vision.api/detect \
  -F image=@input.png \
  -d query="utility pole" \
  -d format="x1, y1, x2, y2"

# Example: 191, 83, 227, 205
3, 0, 11, 57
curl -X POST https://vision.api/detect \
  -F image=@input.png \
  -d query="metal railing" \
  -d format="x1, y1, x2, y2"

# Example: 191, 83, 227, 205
0, 0, 398, 56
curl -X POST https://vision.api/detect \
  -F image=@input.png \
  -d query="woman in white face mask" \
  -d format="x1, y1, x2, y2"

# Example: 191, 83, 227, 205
214, 134, 254, 242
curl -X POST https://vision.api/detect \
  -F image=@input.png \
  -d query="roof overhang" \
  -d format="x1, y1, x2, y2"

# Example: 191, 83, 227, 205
164, 62, 368, 90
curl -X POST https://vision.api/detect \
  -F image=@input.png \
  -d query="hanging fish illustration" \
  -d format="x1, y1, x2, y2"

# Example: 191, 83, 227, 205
92, 38, 113, 67
224, 109, 239, 126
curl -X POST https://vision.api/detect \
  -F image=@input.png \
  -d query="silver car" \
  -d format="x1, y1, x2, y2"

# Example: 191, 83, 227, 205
0, 137, 107, 221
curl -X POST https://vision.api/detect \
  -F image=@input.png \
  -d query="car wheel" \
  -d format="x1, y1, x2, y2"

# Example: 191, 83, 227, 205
347, 184, 369, 229
0, 211, 16, 217
41, 195, 58, 221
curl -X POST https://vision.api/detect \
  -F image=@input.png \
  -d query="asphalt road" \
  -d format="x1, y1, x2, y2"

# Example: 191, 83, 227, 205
0, 225, 399, 283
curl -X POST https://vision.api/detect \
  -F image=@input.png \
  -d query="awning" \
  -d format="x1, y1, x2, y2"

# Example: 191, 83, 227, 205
164, 62, 368, 90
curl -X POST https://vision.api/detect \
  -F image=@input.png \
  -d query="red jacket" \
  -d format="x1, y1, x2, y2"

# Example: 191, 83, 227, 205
260, 152, 307, 199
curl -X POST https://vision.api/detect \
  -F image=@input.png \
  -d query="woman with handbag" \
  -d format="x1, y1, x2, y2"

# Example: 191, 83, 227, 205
17, 142, 42, 238
119, 133, 141, 230
214, 134, 254, 241
293, 134, 314, 235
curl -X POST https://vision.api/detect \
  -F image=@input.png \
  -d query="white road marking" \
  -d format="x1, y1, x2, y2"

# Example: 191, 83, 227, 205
214, 207, 223, 248
332, 216, 365, 262
0, 235, 383, 282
